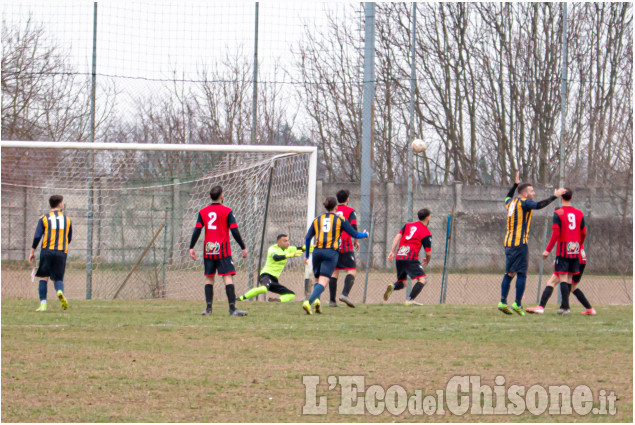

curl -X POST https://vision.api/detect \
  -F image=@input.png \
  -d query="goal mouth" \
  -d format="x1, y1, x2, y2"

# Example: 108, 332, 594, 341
2, 141, 317, 301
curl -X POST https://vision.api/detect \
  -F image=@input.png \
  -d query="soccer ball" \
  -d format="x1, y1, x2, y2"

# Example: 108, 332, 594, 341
411, 138, 426, 153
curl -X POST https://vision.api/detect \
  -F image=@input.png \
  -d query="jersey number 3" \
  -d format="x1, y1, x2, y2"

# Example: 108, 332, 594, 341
405, 226, 417, 240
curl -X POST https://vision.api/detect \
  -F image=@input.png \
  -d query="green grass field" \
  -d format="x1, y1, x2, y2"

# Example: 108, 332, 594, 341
2, 300, 632, 422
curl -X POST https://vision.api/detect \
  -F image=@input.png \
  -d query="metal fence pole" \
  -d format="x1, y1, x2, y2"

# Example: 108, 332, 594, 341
363, 206, 376, 304
251, 2, 259, 148
440, 214, 452, 304
360, 2, 375, 238
162, 207, 168, 298
405, 3, 417, 297
407, 2, 416, 223
86, 1, 98, 300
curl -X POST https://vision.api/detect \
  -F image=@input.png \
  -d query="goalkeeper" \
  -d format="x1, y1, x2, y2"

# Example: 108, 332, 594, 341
238, 234, 304, 303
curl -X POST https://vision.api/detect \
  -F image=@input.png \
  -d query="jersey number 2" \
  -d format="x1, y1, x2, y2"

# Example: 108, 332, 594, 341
207, 212, 217, 230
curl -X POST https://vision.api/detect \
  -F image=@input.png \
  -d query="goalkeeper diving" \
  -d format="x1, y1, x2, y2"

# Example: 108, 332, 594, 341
237, 234, 305, 303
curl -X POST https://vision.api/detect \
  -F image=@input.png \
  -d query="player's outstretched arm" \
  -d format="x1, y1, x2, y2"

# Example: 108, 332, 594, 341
341, 219, 368, 239
527, 188, 564, 210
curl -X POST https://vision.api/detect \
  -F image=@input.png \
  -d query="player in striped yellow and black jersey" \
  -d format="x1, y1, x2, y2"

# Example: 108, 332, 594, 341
301, 197, 368, 315
498, 171, 565, 316
329, 189, 361, 308
28, 195, 72, 312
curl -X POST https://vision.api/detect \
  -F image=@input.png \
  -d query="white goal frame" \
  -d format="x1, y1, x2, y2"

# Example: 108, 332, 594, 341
1, 140, 318, 298
1, 140, 318, 234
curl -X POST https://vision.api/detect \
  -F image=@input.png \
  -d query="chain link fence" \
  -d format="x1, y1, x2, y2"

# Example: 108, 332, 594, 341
2, 172, 632, 305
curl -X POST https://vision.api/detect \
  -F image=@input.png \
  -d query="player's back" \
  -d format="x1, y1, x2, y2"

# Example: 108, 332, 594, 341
336, 204, 357, 251
397, 221, 431, 261
554, 206, 585, 258
198, 203, 234, 258
39, 211, 72, 253
312, 212, 344, 250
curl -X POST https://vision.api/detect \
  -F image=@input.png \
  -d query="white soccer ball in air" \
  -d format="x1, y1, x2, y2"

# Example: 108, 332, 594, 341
412, 138, 426, 153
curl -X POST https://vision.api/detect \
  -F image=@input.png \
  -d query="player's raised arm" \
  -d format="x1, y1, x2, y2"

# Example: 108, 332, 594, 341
505, 171, 521, 205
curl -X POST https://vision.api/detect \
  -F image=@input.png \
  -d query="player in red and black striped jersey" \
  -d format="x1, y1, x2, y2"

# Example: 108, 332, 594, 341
189, 185, 248, 317
528, 189, 595, 315
384, 208, 432, 305
328, 189, 361, 308
541, 188, 586, 314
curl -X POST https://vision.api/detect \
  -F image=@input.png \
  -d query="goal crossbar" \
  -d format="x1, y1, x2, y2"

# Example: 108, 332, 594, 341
0, 140, 317, 155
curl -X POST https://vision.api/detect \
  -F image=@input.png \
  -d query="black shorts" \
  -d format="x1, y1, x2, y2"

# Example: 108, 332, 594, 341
259, 273, 294, 295
395, 260, 426, 282
204, 257, 236, 276
572, 263, 586, 283
35, 250, 67, 281
311, 248, 339, 279
335, 250, 356, 270
505, 244, 528, 274
554, 256, 580, 276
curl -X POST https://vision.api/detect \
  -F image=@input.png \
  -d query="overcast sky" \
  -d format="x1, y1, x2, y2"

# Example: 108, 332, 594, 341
2, 1, 362, 80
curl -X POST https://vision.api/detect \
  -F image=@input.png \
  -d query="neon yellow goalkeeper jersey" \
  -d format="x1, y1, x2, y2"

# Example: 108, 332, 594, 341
259, 244, 300, 278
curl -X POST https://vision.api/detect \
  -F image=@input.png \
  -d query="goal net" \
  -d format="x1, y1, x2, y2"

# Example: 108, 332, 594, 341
1, 141, 316, 301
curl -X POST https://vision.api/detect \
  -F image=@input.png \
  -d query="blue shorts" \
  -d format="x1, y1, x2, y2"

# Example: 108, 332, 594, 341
505, 244, 528, 274
311, 248, 339, 279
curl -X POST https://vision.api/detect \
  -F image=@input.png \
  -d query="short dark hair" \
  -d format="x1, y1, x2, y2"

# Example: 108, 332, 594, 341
418, 208, 431, 221
517, 183, 532, 195
49, 194, 63, 208
323, 197, 338, 211
562, 187, 573, 201
210, 185, 223, 201
277, 234, 288, 240
336, 189, 350, 204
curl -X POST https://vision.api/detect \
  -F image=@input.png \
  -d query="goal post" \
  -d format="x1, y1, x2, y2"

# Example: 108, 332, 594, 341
1, 141, 317, 301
